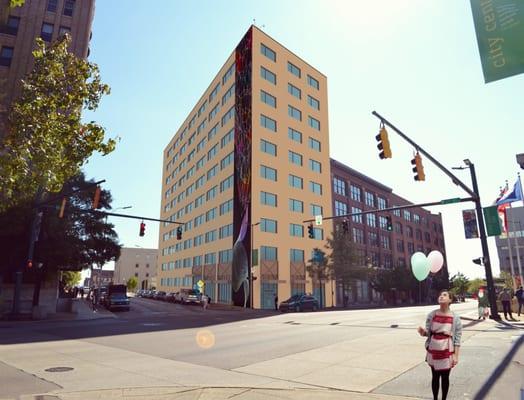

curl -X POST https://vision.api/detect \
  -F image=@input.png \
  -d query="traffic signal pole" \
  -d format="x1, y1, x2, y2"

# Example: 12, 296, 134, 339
371, 111, 500, 320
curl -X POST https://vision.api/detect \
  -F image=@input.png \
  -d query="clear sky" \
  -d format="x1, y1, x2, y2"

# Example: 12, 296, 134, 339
83, 0, 523, 280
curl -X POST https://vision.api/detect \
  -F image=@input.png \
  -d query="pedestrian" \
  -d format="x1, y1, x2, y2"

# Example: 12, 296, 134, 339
79, 287, 85, 299
92, 289, 98, 312
274, 294, 278, 311
343, 294, 349, 308
477, 289, 489, 320
498, 287, 514, 320
201, 293, 208, 310
417, 289, 462, 400
516, 286, 524, 317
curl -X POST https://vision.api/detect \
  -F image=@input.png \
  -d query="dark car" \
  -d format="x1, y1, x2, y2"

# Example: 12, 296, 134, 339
105, 292, 130, 311
166, 292, 177, 303
154, 291, 167, 301
179, 289, 202, 305
279, 294, 319, 312
145, 290, 157, 299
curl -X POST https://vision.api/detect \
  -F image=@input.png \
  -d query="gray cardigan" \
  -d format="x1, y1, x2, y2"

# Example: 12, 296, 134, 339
424, 309, 463, 348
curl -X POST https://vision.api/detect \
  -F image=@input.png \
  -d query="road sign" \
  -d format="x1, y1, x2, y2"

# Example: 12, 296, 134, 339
197, 280, 204, 288
483, 206, 502, 236
315, 215, 322, 226
441, 197, 461, 204
462, 209, 479, 239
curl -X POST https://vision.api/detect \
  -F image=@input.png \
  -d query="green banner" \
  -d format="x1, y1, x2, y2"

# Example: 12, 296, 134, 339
483, 205, 502, 236
470, 0, 524, 83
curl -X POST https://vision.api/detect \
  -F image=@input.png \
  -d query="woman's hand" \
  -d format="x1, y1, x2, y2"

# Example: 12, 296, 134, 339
452, 354, 459, 367
417, 326, 426, 336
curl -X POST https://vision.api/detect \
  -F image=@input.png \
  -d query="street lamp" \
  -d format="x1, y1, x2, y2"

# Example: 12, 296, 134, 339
250, 221, 260, 309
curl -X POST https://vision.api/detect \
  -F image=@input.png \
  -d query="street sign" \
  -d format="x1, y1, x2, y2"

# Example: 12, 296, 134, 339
315, 215, 323, 226
483, 206, 502, 236
462, 209, 480, 239
441, 197, 461, 204
197, 280, 204, 288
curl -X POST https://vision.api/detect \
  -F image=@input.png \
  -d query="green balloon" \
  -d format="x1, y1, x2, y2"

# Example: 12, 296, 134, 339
411, 252, 430, 281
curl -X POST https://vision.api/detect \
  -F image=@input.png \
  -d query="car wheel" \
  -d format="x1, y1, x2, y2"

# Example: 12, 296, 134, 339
313, 304, 318, 311
295, 305, 301, 312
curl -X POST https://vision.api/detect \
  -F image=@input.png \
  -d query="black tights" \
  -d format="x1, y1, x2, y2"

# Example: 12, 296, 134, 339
431, 367, 450, 400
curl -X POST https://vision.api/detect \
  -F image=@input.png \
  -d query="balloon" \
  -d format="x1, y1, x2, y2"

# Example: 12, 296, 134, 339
428, 250, 444, 273
411, 252, 430, 281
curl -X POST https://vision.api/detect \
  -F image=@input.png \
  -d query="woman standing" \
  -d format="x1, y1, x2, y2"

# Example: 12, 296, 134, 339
417, 290, 462, 400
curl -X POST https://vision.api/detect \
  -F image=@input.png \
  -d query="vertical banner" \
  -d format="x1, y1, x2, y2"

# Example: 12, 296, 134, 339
483, 205, 503, 236
463, 209, 480, 239
470, 0, 524, 83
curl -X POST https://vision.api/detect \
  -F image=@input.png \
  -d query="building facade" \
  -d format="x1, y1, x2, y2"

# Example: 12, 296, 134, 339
330, 159, 447, 304
114, 247, 158, 291
0, 0, 94, 134
495, 206, 524, 280
158, 26, 333, 308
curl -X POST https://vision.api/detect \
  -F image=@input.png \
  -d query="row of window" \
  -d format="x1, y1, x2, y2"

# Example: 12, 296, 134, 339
259, 165, 323, 194
47, 0, 76, 16
260, 106, 320, 132
260, 43, 320, 90
260, 86, 320, 111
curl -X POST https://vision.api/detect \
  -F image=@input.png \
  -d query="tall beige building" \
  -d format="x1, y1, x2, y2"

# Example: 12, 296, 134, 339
158, 26, 333, 308
114, 248, 158, 291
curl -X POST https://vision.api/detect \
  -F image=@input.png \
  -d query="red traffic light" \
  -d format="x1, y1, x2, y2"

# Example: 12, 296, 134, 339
176, 227, 183, 240
139, 222, 146, 237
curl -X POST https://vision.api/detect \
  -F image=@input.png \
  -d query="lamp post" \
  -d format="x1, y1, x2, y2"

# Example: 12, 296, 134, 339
250, 221, 260, 309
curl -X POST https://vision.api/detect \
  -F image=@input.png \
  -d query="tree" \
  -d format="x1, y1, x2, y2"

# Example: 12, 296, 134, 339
61, 271, 81, 288
306, 248, 330, 307
325, 226, 367, 295
127, 276, 138, 292
449, 272, 469, 300
468, 278, 487, 295
0, 35, 116, 211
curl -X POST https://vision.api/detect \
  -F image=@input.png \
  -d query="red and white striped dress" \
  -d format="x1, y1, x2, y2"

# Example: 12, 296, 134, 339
427, 313, 454, 371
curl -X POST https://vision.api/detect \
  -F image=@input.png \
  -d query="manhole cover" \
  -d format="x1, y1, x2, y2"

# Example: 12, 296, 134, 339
45, 367, 74, 373
390, 324, 399, 328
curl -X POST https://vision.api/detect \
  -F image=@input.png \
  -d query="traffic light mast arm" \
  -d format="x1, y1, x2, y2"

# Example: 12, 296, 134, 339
34, 180, 106, 208
372, 111, 476, 199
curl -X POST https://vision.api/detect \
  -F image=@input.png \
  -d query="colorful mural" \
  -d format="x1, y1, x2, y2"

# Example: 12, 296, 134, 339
232, 27, 252, 307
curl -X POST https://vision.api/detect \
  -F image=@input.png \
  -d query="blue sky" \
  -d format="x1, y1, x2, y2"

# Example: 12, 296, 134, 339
83, 0, 523, 279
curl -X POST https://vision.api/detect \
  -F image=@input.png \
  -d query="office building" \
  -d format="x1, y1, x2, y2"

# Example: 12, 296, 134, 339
114, 247, 158, 291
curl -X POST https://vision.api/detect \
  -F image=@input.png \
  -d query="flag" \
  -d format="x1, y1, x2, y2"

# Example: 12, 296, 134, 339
496, 179, 523, 206
494, 184, 509, 234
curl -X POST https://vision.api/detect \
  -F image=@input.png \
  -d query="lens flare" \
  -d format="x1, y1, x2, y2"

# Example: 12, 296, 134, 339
195, 329, 215, 349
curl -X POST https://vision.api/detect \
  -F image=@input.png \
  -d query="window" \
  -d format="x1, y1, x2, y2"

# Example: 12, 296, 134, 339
288, 83, 301, 99
261, 165, 277, 181
2, 16, 20, 35
378, 197, 387, 210
221, 106, 234, 126
260, 43, 276, 61
207, 144, 218, 161
197, 138, 207, 153
309, 137, 321, 152
220, 152, 233, 170
307, 74, 319, 89
407, 242, 415, 255
261, 90, 276, 108
416, 229, 423, 240
194, 194, 205, 208
221, 129, 234, 148
381, 236, 391, 250
209, 83, 220, 102
63, 0, 75, 16
407, 226, 413, 238
379, 216, 389, 230
261, 218, 277, 233
208, 124, 219, 140
287, 62, 301, 78
288, 128, 302, 143
222, 63, 234, 85
261, 246, 277, 261
196, 156, 206, 170
311, 204, 323, 216
397, 239, 405, 252
404, 210, 412, 222
288, 105, 302, 121
219, 199, 233, 215
369, 232, 378, 247
197, 120, 206, 135
352, 228, 365, 244
290, 249, 304, 262
222, 84, 235, 105
335, 200, 347, 216
290, 224, 303, 237
260, 139, 277, 156
205, 230, 217, 243
425, 232, 431, 243
307, 95, 320, 110
219, 175, 233, 192
219, 224, 233, 239
41, 23, 54, 41
208, 104, 220, 121
367, 213, 376, 227
333, 177, 346, 196
350, 185, 361, 202
309, 159, 321, 173
188, 117, 196, 129
288, 150, 302, 166
312, 227, 323, 240
261, 191, 277, 207
47, 0, 58, 12
205, 252, 216, 265
198, 101, 207, 118
289, 198, 303, 213
261, 66, 276, 85
310, 181, 322, 195
308, 116, 320, 130
365, 192, 375, 207
351, 207, 363, 224
393, 209, 401, 217
288, 174, 303, 189
260, 114, 277, 132
0, 46, 14, 67
219, 249, 233, 262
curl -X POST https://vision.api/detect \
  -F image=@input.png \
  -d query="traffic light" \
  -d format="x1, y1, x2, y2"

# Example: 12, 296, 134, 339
92, 186, 101, 209
139, 222, 146, 237
176, 226, 183, 240
411, 152, 425, 181
58, 197, 67, 218
386, 216, 393, 231
472, 257, 484, 266
342, 219, 349, 234
307, 223, 314, 239
376, 125, 392, 159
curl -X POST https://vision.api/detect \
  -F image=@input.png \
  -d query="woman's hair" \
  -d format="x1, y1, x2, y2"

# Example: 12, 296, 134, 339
439, 289, 454, 302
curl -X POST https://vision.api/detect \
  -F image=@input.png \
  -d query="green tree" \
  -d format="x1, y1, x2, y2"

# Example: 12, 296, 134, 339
449, 272, 469, 299
61, 271, 81, 288
468, 278, 487, 295
127, 276, 138, 292
306, 248, 329, 307
0, 35, 116, 210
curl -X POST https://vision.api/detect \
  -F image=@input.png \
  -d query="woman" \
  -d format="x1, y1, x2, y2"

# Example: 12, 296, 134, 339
477, 289, 489, 320
417, 290, 462, 400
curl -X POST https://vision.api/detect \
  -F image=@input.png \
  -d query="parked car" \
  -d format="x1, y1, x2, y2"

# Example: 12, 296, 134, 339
178, 288, 202, 305
166, 292, 178, 303
279, 294, 319, 312
145, 290, 157, 299
135, 289, 145, 297
104, 284, 130, 311
154, 291, 167, 301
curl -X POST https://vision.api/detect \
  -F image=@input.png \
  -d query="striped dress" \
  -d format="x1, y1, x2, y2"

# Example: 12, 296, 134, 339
426, 313, 454, 371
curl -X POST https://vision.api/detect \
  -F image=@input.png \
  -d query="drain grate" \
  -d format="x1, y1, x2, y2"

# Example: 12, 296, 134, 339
45, 367, 74, 373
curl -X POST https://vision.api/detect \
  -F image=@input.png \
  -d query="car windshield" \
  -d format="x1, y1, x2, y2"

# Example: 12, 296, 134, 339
286, 295, 302, 302
110, 293, 127, 299
188, 290, 200, 295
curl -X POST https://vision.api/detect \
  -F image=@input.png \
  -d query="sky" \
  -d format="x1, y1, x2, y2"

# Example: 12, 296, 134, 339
82, 0, 523, 280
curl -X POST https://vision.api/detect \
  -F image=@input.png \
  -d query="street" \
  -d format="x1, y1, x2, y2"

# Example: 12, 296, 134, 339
1, 299, 522, 399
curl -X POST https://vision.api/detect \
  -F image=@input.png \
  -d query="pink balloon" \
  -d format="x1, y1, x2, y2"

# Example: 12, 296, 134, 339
428, 250, 444, 273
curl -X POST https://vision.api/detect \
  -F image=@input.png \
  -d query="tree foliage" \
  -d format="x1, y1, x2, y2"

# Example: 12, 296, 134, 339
127, 276, 138, 292
0, 35, 116, 210
306, 248, 330, 283
468, 278, 487, 295
449, 272, 469, 298
61, 271, 81, 288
